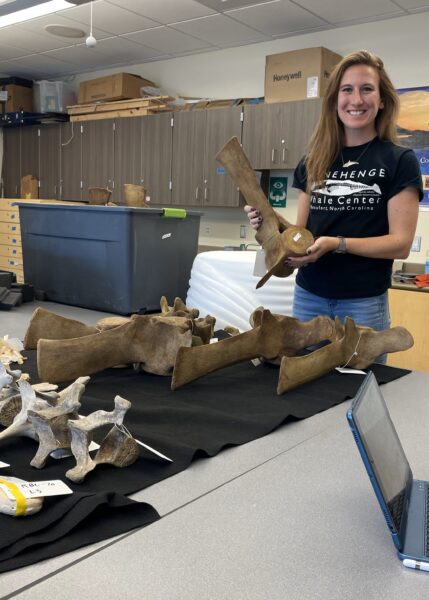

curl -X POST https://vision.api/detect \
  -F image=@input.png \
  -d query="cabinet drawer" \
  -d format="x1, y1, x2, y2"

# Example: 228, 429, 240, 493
0, 222, 20, 235
0, 233, 21, 245
0, 255, 23, 272
0, 210, 20, 223
0, 199, 20, 210
0, 244, 22, 259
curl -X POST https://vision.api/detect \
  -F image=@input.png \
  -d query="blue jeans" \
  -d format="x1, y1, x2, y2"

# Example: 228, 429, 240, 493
292, 284, 391, 363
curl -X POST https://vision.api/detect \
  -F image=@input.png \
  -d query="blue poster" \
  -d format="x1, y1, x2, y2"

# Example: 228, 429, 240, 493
397, 86, 429, 210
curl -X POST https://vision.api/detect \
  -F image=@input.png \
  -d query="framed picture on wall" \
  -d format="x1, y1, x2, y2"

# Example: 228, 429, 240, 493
397, 86, 429, 211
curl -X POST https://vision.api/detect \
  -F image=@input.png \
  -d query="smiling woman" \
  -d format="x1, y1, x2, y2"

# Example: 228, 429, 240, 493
245, 50, 423, 352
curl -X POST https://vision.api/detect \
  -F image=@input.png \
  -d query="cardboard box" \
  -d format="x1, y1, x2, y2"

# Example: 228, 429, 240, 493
0, 84, 33, 113
78, 73, 156, 104
265, 47, 342, 103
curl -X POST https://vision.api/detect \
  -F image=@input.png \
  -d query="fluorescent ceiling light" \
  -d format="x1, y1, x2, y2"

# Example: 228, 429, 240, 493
0, 0, 75, 28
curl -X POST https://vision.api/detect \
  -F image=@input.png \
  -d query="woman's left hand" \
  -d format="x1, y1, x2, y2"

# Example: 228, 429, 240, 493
284, 236, 338, 268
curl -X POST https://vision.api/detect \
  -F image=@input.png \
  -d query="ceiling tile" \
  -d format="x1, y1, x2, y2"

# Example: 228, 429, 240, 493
12, 13, 111, 41
0, 25, 68, 52
61, 2, 160, 35
0, 41, 30, 60
226, 0, 327, 35
294, 0, 404, 24
124, 26, 215, 54
92, 35, 165, 61
394, 0, 429, 7
196, 0, 278, 10
170, 14, 269, 47
7, 53, 73, 79
106, 0, 216, 23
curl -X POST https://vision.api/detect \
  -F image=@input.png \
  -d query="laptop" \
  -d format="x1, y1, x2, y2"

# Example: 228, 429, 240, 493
347, 371, 429, 569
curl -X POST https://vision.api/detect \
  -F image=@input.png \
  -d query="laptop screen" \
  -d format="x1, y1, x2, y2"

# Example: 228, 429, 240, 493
351, 373, 412, 515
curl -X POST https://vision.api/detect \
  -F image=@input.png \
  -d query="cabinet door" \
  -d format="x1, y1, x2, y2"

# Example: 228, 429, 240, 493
39, 124, 61, 199
278, 98, 322, 168
204, 106, 242, 207
113, 117, 142, 204
242, 103, 284, 169
2, 128, 21, 198
60, 122, 82, 201
141, 112, 172, 205
20, 125, 39, 187
81, 119, 115, 198
171, 111, 206, 206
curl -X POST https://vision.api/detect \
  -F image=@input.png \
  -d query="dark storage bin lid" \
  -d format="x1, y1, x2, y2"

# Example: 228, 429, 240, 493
0, 76, 33, 88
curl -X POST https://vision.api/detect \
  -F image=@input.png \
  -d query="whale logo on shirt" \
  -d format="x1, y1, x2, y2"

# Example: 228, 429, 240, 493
313, 179, 382, 196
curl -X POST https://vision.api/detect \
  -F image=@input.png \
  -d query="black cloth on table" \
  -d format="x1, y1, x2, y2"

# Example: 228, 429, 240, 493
0, 348, 410, 573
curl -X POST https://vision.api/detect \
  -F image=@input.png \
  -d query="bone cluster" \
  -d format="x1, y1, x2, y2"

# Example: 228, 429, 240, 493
0, 363, 139, 489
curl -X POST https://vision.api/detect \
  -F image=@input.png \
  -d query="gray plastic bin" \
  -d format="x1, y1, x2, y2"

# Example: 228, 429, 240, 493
18, 204, 202, 314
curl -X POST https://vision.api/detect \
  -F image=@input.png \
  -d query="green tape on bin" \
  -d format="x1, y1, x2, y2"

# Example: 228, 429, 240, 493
163, 208, 187, 219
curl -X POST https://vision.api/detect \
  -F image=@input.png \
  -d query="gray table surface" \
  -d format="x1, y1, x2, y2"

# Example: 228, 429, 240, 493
1, 366, 428, 600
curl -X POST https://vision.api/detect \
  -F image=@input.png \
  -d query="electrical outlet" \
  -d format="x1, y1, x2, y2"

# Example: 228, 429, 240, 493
240, 224, 247, 239
411, 235, 421, 252
204, 224, 211, 236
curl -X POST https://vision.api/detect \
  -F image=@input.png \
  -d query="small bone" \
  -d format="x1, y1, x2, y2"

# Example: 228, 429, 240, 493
0, 476, 44, 517
28, 381, 86, 468
66, 396, 135, 483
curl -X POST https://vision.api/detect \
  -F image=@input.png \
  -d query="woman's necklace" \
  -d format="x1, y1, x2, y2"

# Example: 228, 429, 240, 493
341, 137, 375, 168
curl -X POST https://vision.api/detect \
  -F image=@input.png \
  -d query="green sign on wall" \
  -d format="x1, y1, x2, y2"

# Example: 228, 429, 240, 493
268, 176, 287, 208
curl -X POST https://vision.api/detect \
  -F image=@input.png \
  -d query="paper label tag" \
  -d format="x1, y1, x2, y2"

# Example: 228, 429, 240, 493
336, 367, 367, 375
0, 91, 8, 102
293, 232, 302, 242
307, 76, 319, 98
0, 461, 10, 468
134, 439, 172, 462
251, 358, 261, 367
209, 338, 219, 344
162, 233, 172, 239
0, 479, 73, 499
253, 248, 267, 277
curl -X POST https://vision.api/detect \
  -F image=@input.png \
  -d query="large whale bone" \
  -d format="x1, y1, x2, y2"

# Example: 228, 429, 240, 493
215, 136, 314, 288
66, 395, 138, 483
171, 310, 336, 390
28, 380, 86, 469
24, 307, 99, 350
277, 317, 414, 394
37, 315, 194, 383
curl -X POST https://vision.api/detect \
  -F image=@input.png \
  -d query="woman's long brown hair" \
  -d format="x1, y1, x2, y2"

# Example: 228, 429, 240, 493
305, 50, 399, 190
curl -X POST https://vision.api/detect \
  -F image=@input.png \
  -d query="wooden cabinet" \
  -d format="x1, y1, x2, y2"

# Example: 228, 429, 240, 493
171, 106, 242, 207
60, 122, 82, 201
204, 107, 242, 207
171, 110, 206, 207
2, 99, 322, 207
2, 128, 21, 198
20, 126, 40, 186
81, 119, 115, 199
39, 124, 61, 199
141, 112, 172, 205
242, 99, 322, 169
113, 116, 142, 204
387, 288, 429, 373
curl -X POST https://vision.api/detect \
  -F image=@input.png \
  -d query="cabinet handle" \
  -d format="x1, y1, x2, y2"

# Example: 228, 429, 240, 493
195, 186, 199, 200
282, 148, 286, 162
204, 187, 208, 201
271, 148, 275, 163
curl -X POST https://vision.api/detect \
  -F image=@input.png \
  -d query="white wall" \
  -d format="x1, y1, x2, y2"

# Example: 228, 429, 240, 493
71, 12, 429, 263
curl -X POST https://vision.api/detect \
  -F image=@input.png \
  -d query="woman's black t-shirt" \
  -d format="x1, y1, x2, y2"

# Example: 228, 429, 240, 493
292, 138, 423, 299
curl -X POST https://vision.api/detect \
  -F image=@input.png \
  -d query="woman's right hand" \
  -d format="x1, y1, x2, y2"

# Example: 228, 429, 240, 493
244, 205, 262, 230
